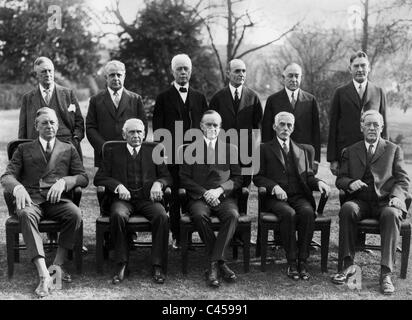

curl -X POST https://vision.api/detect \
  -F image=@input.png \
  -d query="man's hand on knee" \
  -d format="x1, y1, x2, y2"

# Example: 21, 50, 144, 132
47, 179, 66, 204
14, 186, 32, 210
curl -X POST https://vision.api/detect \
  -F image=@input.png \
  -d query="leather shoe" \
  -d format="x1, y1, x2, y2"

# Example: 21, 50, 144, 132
287, 263, 300, 281
152, 265, 166, 284
380, 274, 395, 295
112, 263, 127, 285
59, 266, 72, 283
219, 262, 237, 282
205, 262, 220, 288
298, 261, 310, 281
331, 265, 357, 285
35, 275, 52, 298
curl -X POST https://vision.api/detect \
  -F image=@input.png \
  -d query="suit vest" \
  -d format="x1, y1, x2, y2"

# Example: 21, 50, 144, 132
40, 90, 71, 137
280, 147, 304, 196
126, 150, 144, 199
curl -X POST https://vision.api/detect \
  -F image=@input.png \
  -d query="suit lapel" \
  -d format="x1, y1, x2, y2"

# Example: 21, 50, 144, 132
224, 87, 236, 116
32, 140, 48, 168
170, 86, 183, 118
290, 140, 306, 176
371, 138, 386, 164
363, 82, 374, 108
238, 87, 247, 113
116, 89, 129, 117
41, 139, 65, 177
31, 88, 44, 113
280, 89, 294, 112
54, 85, 73, 129
354, 142, 367, 167
103, 89, 116, 120
269, 140, 286, 168
346, 81, 362, 109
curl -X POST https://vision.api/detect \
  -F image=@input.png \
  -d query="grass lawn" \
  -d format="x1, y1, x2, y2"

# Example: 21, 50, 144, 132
0, 106, 411, 300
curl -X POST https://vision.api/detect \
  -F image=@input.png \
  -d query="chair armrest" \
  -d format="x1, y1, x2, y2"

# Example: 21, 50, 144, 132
96, 186, 106, 207
72, 186, 82, 207
3, 190, 15, 216
178, 188, 187, 201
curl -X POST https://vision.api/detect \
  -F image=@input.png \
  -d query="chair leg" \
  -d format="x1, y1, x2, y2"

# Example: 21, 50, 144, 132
75, 222, 83, 274
233, 244, 239, 261
242, 226, 251, 273
400, 225, 411, 279
103, 232, 110, 260
96, 224, 104, 274
7, 228, 15, 278
67, 248, 73, 261
338, 222, 344, 272
260, 224, 269, 272
320, 224, 330, 273
14, 233, 20, 263
181, 224, 189, 275
255, 218, 261, 258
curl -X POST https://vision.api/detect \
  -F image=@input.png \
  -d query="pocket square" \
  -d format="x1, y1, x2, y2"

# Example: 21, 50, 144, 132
68, 104, 76, 112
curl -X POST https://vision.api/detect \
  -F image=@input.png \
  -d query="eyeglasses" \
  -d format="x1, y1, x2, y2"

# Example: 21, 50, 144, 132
363, 122, 381, 129
203, 122, 220, 128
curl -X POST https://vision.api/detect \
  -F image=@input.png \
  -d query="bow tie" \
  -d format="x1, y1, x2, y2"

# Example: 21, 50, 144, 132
179, 87, 187, 93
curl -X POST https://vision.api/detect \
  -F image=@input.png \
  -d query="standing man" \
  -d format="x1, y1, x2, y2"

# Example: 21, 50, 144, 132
86, 60, 148, 168
261, 63, 321, 173
94, 119, 172, 285
327, 51, 387, 176
209, 59, 263, 185
332, 110, 409, 295
179, 110, 243, 288
254, 112, 330, 280
153, 54, 208, 249
18, 57, 84, 158
1, 107, 88, 298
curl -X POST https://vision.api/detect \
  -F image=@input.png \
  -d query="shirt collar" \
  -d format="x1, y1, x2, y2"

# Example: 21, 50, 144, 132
353, 79, 368, 91
126, 143, 141, 156
39, 136, 56, 151
108, 86, 124, 97
203, 136, 217, 148
285, 87, 299, 102
229, 83, 242, 99
39, 83, 55, 95
173, 81, 189, 92
364, 139, 378, 153
277, 136, 290, 148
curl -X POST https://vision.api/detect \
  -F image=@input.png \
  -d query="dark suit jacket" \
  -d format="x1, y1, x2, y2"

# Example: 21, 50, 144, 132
86, 88, 148, 167
1, 139, 88, 205
261, 88, 321, 162
253, 139, 320, 209
93, 142, 172, 206
327, 81, 387, 163
18, 83, 84, 153
209, 86, 263, 138
179, 141, 243, 201
336, 138, 410, 213
152, 85, 208, 163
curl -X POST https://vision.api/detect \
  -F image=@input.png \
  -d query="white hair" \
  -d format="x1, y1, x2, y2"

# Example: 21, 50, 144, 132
274, 111, 295, 126
361, 110, 384, 125
122, 118, 145, 134
104, 60, 126, 75
171, 54, 192, 71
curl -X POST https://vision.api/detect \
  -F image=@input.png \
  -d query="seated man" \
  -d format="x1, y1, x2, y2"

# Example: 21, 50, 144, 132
253, 111, 330, 280
94, 118, 172, 285
179, 110, 243, 288
332, 110, 410, 295
1, 107, 88, 298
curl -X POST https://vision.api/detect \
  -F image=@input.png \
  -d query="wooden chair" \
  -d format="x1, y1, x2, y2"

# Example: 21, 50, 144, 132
95, 140, 171, 274
179, 187, 251, 274
337, 191, 411, 278
4, 139, 83, 278
255, 187, 330, 272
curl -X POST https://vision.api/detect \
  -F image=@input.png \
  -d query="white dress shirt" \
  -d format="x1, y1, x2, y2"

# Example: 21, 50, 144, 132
39, 83, 55, 103
364, 140, 378, 156
174, 81, 189, 103
108, 87, 124, 107
285, 87, 299, 104
229, 83, 242, 100
353, 79, 368, 97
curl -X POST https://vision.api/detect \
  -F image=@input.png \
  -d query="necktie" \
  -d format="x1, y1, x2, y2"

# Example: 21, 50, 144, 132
207, 141, 215, 164
367, 144, 374, 163
179, 87, 187, 93
282, 141, 289, 154
113, 91, 120, 108
291, 91, 296, 109
132, 147, 138, 160
234, 88, 240, 113
45, 141, 52, 161
44, 89, 51, 105
358, 84, 364, 99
